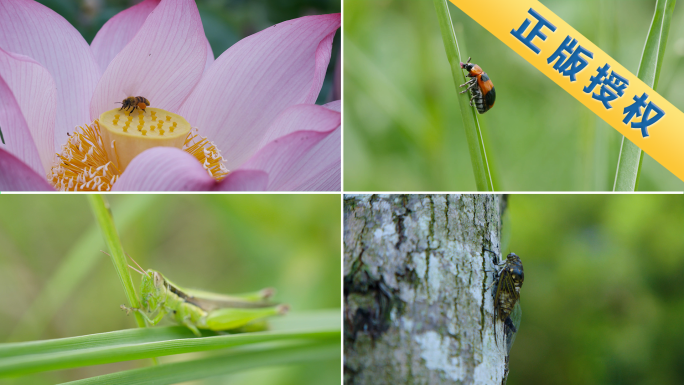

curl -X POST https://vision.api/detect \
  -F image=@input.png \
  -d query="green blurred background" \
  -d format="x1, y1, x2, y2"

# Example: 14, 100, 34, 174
505, 194, 684, 385
0, 194, 341, 384
344, 0, 684, 191
36, 0, 341, 104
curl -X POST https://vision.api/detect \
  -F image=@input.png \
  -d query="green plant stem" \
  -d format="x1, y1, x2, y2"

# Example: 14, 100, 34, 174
613, 0, 676, 191
433, 0, 494, 191
87, 195, 145, 328
8, 196, 156, 342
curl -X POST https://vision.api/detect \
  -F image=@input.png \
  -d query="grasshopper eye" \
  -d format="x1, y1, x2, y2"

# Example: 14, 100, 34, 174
153, 272, 163, 287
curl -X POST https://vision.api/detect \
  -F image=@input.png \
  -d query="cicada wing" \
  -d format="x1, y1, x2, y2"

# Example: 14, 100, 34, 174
505, 301, 522, 354
501, 271, 520, 303
511, 300, 522, 331
494, 268, 520, 319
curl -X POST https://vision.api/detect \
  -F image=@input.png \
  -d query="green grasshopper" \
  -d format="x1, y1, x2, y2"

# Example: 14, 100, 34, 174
120, 255, 289, 336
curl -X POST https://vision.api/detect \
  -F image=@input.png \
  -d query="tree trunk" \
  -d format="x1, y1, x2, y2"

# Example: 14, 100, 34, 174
344, 194, 507, 385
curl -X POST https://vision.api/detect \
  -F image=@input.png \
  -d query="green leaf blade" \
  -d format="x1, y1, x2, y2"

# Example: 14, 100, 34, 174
0, 310, 340, 378
613, 0, 676, 191
433, 0, 495, 191
61, 340, 340, 385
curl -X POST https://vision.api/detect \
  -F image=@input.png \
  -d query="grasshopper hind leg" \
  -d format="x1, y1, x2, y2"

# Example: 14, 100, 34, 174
181, 317, 201, 337
203, 305, 289, 332
173, 304, 203, 336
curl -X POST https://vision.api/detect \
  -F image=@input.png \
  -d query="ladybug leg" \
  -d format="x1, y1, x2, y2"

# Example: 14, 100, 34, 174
461, 82, 478, 94
459, 78, 476, 88
468, 92, 479, 107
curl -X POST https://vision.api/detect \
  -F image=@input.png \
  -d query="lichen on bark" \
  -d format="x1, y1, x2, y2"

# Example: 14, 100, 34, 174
344, 194, 507, 385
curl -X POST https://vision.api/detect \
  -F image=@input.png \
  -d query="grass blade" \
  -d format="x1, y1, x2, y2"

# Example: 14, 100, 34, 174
613, 0, 676, 191
61, 340, 340, 385
0, 327, 199, 360
87, 195, 145, 329
0, 310, 339, 377
433, 0, 494, 191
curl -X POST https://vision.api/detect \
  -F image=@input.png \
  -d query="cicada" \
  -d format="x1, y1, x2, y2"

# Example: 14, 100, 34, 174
491, 252, 524, 353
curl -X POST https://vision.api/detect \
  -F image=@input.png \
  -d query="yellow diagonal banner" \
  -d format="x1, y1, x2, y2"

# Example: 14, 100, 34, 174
450, 0, 684, 181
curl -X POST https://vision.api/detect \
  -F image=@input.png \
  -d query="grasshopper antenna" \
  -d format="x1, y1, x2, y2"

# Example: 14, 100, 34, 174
100, 250, 145, 275
125, 252, 146, 274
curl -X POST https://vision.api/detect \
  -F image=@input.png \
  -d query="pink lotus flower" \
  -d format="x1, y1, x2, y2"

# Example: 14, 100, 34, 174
0, 0, 341, 191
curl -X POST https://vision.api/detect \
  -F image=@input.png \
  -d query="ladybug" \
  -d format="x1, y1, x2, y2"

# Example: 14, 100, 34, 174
459, 57, 496, 114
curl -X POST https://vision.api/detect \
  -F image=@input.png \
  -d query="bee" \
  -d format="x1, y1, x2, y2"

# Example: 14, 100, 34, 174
117, 96, 150, 114
460, 57, 496, 114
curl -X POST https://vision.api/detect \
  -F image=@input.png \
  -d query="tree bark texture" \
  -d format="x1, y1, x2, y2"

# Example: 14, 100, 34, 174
344, 194, 507, 385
